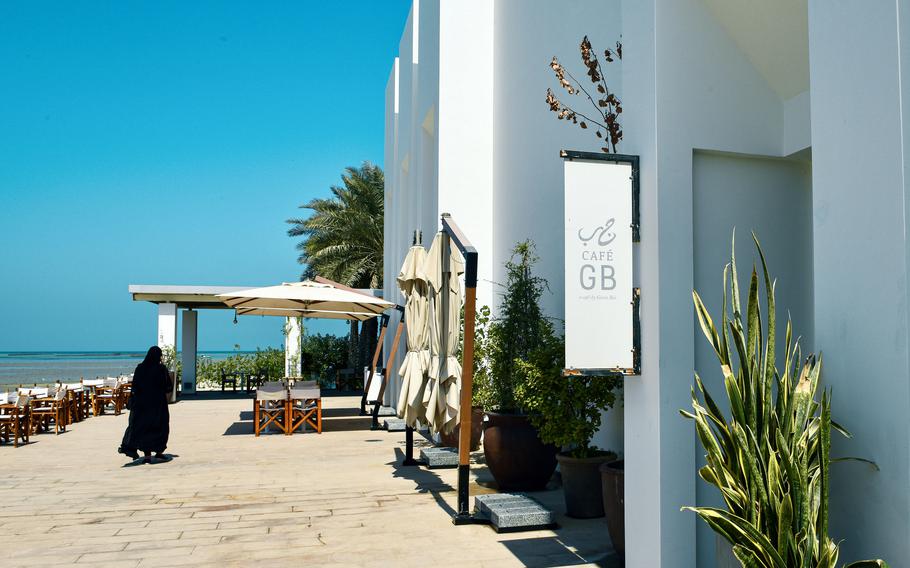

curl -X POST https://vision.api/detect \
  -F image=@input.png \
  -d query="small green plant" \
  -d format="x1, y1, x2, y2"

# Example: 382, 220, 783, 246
487, 241, 550, 412
161, 345, 180, 379
514, 324, 620, 458
460, 305, 495, 410
683, 232, 887, 568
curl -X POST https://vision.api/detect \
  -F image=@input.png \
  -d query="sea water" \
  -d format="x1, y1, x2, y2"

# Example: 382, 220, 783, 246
0, 351, 245, 387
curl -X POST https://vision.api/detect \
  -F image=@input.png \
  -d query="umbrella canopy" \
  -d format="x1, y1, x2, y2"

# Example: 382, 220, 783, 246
217, 281, 393, 320
396, 245, 430, 427
422, 232, 465, 435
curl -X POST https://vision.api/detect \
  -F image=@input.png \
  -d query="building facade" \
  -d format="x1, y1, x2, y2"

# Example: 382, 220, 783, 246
384, 1, 910, 566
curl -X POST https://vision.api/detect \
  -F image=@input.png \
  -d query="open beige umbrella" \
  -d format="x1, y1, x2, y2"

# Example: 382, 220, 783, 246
422, 232, 465, 435
217, 280, 393, 320
395, 245, 430, 427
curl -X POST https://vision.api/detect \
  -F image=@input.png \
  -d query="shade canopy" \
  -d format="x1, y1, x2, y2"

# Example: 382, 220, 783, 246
422, 232, 465, 435
396, 245, 431, 427
217, 280, 394, 321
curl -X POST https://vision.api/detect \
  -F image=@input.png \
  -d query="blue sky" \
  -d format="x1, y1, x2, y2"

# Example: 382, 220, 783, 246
0, 1, 411, 351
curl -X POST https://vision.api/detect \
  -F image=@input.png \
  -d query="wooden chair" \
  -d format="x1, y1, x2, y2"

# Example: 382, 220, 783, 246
30, 387, 68, 435
221, 370, 238, 392
63, 383, 84, 423
288, 383, 322, 434
118, 378, 132, 411
246, 369, 267, 393
0, 395, 31, 447
80, 378, 102, 418
92, 378, 122, 416
254, 382, 288, 436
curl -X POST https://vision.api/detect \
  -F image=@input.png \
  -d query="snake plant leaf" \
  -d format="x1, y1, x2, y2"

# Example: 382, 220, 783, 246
830, 456, 880, 471
819, 391, 831, 540
694, 290, 724, 363
732, 545, 765, 568
686, 506, 787, 568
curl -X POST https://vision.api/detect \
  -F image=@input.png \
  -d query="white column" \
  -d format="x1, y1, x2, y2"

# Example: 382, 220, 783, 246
284, 317, 302, 378
157, 303, 177, 350
808, 1, 910, 561
181, 310, 198, 394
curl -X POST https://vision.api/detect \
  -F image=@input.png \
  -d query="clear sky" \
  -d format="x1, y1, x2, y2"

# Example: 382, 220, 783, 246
0, 1, 411, 351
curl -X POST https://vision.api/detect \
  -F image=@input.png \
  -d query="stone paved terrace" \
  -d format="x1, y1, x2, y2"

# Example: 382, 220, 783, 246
0, 394, 618, 567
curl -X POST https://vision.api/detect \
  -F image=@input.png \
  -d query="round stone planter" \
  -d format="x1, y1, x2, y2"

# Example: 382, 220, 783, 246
482, 412, 557, 491
439, 406, 484, 451
600, 459, 625, 558
557, 451, 617, 518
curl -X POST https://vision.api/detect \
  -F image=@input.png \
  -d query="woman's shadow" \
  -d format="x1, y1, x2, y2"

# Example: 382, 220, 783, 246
122, 454, 180, 467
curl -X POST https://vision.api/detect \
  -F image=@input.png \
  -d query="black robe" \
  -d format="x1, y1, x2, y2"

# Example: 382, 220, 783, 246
121, 361, 170, 454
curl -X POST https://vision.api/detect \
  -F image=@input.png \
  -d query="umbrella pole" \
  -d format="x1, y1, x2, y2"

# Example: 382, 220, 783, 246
361, 313, 390, 415
373, 309, 404, 430
454, 284, 477, 522
438, 214, 480, 525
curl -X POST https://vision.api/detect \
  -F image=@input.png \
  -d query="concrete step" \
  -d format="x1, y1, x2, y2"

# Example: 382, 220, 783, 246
473, 493, 556, 532
419, 446, 458, 468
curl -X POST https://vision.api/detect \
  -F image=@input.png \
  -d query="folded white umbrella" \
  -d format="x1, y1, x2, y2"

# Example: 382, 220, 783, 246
218, 280, 393, 321
422, 232, 465, 435
396, 245, 431, 427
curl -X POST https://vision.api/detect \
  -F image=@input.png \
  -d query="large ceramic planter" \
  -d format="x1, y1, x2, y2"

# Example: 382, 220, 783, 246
439, 406, 484, 451
600, 459, 624, 557
482, 412, 557, 491
557, 451, 617, 518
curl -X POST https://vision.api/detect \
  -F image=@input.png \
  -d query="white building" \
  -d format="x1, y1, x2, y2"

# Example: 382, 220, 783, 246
383, 1, 910, 566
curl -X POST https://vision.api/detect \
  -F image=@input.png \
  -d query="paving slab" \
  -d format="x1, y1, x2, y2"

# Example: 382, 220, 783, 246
419, 446, 459, 468
0, 393, 615, 567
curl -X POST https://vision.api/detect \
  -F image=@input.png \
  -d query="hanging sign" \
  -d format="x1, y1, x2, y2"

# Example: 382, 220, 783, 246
563, 151, 639, 375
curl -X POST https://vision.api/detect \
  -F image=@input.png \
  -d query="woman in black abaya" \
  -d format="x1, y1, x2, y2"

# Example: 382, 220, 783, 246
119, 346, 171, 463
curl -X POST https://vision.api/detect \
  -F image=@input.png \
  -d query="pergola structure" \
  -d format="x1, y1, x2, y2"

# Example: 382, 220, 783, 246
129, 285, 270, 395
130, 283, 391, 395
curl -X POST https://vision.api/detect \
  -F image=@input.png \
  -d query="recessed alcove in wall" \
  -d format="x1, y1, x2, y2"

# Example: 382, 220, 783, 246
691, 148, 813, 564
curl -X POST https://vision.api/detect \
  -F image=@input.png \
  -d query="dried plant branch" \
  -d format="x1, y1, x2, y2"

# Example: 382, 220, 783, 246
546, 35, 623, 153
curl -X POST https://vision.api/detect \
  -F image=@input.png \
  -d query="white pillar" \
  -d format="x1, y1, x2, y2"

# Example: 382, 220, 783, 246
284, 317, 302, 378
157, 303, 177, 350
181, 310, 198, 394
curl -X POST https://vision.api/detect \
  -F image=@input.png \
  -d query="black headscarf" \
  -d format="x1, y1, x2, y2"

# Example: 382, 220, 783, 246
141, 346, 163, 367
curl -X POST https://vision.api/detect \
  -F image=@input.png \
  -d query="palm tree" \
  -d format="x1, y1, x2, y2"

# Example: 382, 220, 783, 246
287, 162, 384, 372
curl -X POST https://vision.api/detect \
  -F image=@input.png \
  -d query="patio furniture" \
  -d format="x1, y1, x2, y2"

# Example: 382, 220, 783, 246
0, 395, 31, 447
31, 387, 68, 435
246, 369, 268, 393
254, 382, 288, 436
81, 378, 103, 417
92, 378, 123, 416
64, 383, 85, 423
118, 378, 132, 410
288, 382, 321, 434
220, 370, 239, 392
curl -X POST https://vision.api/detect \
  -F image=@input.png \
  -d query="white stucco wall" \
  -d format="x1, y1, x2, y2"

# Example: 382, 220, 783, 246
624, 0, 807, 564
809, 0, 910, 562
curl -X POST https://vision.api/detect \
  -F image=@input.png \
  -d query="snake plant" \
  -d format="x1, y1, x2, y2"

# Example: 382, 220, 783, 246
682, 232, 888, 568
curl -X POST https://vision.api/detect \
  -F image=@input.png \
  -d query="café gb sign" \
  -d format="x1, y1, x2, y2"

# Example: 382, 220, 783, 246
563, 151, 640, 375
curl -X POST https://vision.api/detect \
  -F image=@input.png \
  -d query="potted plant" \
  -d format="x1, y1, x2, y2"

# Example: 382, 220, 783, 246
683, 233, 888, 568
514, 326, 621, 518
480, 241, 559, 491
161, 345, 179, 403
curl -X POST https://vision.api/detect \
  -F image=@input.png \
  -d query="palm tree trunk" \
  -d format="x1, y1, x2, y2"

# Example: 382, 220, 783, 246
348, 320, 359, 371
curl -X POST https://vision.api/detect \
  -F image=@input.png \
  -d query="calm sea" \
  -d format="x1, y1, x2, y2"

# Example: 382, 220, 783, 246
0, 351, 252, 387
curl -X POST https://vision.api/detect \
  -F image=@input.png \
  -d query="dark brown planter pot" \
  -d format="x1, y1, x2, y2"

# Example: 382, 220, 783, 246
557, 451, 617, 518
439, 406, 484, 451
600, 459, 625, 558
482, 412, 558, 491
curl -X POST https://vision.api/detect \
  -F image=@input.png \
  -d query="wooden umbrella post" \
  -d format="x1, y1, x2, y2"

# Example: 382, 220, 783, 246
361, 313, 390, 415
439, 213, 480, 525
372, 308, 404, 430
